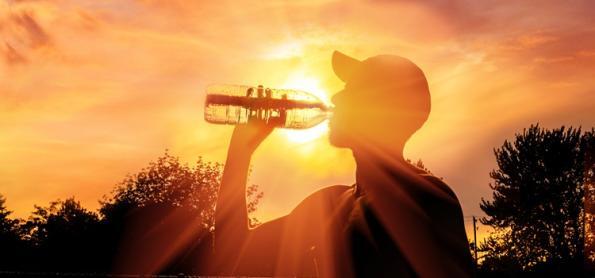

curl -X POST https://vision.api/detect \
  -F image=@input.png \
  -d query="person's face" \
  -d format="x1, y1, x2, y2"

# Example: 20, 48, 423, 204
328, 80, 427, 150
328, 82, 389, 149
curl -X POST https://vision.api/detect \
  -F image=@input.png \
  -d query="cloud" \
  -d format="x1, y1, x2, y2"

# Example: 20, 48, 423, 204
1, 3, 55, 69
11, 11, 52, 48
3, 42, 27, 64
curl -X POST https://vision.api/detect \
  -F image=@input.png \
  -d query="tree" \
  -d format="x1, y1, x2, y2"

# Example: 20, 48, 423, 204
0, 194, 25, 270
0, 194, 19, 235
22, 197, 101, 271
584, 128, 595, 270
99, 151, 263, 274
0, 152, 262, 274
479, 124, 594, 274
406, 158, 438, 177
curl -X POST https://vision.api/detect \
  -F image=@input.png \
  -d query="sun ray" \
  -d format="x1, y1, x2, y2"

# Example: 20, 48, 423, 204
280, 72, 331, 144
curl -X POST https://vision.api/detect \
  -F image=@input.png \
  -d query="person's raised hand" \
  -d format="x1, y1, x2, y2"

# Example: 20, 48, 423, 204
229, 118, 275, 154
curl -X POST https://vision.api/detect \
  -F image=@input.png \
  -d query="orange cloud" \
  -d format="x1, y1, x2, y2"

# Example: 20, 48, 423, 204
3, 42, 27, 64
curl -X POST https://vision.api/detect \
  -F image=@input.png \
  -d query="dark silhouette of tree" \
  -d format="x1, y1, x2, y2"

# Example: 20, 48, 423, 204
584, 128, 595, 271
0, 195, 19, 235
0, 152, 262, 275
479, 124, 594, 275
21, 197, 101, 272
0, 194, 26, 270
98, 151, 262, 274
101, 152, 261, 229
406, 158, 434, 175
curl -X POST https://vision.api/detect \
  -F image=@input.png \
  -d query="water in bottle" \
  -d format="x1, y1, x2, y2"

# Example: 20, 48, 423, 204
204, 84, 331, 129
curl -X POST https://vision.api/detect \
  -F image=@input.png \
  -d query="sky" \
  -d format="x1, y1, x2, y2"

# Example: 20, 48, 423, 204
1, 0, 594, 242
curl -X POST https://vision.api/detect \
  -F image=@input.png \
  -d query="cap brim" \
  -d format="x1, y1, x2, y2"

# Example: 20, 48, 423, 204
332, 50, 362, 83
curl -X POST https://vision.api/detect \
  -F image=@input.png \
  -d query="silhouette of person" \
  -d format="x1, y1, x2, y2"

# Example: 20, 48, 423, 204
211, 51, 474, 277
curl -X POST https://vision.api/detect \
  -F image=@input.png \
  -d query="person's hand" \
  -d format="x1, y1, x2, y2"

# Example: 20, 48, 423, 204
229, 118, 275, 154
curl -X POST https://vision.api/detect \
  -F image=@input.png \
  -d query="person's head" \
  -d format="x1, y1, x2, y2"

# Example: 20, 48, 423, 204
328, 51, 431, 155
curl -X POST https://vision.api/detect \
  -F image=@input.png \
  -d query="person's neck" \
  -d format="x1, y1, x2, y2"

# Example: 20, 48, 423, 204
352, 144, 407, 186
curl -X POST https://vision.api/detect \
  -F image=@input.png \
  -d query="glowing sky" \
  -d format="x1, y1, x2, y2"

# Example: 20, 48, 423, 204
1, 0, 594, 242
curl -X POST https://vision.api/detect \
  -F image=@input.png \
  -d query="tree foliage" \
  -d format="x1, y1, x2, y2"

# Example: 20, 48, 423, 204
406, 158, 439, 177
0, 194, 20, 243
101, 151, 261, 229
98, 151, 262, 273
21, 198, 101, 271
0, 194, 25, 270
479, 124, 594, 273
0, 151, 262, 274
583, 126, 595, 269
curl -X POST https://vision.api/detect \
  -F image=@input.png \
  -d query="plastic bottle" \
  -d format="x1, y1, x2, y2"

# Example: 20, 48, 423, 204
204, 84, 332, 129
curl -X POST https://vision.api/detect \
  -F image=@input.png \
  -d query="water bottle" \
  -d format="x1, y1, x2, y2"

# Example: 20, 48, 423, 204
204, 84, 332, 129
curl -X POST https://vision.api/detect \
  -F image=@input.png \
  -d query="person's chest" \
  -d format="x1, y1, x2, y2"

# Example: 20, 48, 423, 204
270, 187, 357, 276
343, 196, 417, 277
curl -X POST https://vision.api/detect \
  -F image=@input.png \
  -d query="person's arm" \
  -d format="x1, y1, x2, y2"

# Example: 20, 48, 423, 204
211, 120, 350, 276
212, 120, 274, 273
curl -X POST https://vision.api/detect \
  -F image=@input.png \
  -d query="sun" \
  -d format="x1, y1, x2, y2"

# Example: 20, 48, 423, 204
279, 72, 331, 144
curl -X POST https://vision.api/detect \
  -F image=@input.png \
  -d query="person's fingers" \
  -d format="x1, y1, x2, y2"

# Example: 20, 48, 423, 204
246, 117, 275, 133
231, 119, 275, 148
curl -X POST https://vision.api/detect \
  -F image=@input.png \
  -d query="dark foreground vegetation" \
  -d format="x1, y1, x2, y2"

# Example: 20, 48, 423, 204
0, 152, 262, 275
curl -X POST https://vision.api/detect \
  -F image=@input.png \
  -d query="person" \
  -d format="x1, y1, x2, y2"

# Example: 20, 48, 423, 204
210, 51, 474, 277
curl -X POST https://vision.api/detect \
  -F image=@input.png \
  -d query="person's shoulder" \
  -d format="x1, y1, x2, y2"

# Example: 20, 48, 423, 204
290, 184, 353, 214
301, 184, 354, 204
418, 173, 461, 205
315, 184, 354, 196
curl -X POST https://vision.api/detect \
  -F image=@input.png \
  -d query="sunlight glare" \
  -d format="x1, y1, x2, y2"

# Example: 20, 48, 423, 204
280, 72, 331, 144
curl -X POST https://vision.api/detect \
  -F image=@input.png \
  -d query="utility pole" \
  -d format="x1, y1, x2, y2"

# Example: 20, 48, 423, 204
472, 216, 478, 267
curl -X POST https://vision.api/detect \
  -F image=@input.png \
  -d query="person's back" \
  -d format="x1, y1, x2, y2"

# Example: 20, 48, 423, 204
209, 51, 474, 277
344, 167, 472, 277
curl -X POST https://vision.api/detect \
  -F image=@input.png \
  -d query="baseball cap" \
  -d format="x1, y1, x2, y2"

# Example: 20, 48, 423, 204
332, 50, 429, 89
331, 50, 431, 119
